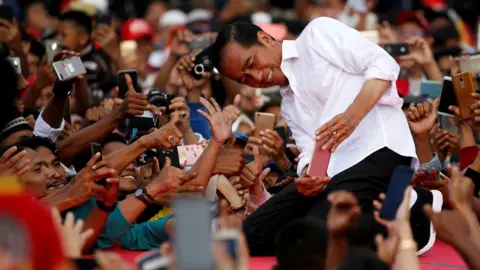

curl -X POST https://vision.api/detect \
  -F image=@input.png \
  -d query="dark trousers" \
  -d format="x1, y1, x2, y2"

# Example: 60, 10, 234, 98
243, 147, 412, 256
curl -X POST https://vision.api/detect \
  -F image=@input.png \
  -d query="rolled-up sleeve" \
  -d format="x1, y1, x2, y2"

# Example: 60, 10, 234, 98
33, 112, 65, 142
306, 17, 400, 83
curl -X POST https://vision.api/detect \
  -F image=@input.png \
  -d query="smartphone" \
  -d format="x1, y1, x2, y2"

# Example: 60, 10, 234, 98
137, 250, 172, 270
306, 140, 331, 177
117, 69, 139, 98
64, 98, 72, 124
74, 258, 98, 270
437, 76, 457, 117
438, 114, 458, 133
90, 143, 106, 186
380, 166, 415, 220
217, 175, 244, 210
158, 147, 180, 168
382, 43, 410, 56
214, 229, 240, 263
254, 112, 276, 137
45, 39, 61, 63
274, 126, 287, 144
98, 14, 111, 25
453, 72, 476, 119
0, 5, 13, 22
420, 80, 442, 98
460, 54, 480, 74
173, 197, 213, 270
361, 30, 379, 44
178, 144, 207, 167
6, 57, 21, 75
52, 56, 87, 81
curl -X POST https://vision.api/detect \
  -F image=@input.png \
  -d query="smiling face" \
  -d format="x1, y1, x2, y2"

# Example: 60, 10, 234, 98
103, 141, 138, 193
218, 32, 287, 88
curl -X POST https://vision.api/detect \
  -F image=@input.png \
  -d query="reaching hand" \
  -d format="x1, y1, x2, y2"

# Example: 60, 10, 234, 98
315, 110, 361, 152
449, 165, 474, 210
170, 29, 196, 57
377, 21, 398, 45
198, 97, 234, 144
51, 209, 94, 259
0, 19, 22, 52
398, 37, 435, 66
116, 74, 156, 117
0, 146, 31, 177
148, 157, 198, 196
295, 174, 330, 197
143, 114, 184, 148
239, 146, 264, 189
406, 99, 439, 136
222, 94, 242, 120
468, 93, 480, 126
168, 97, 191, 133
326, 191, 361, 237
375, 222, 400, 265
85, 106, 112, 125
67, 153, 119, 205
424, 205, 470, 246
92, 24, 120, 58
432, 128, 459, 155
176, 50, 211, 90
218, 200, 243, 230
259, 129, 287, 160
373, 186, 412, 226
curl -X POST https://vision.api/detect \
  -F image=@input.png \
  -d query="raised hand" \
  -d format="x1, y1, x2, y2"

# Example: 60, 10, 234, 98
213, 146, 245, 177
295, 174, 330, 197
168, 97, 191, 133
406, 99, 439, 137
92, 24, 120, 58
0, 19, 22, 52
223, 94, 242, 120
239, 146, 264, 189
375, 222, 400, 265
373, 186, 412, 227
0, 146, 31, 177
424, 205, 470, 246
259, 129, 287, 160
142, 114, 184, 148
147, 157, 198, 196
198, 97, 234, 144
398, 37, 435, 66
315, 110, 361, 152
116, 74, 158, 118
52, 209, 94, 259
326, 190, 361, 237
176, 50, 211, 90
170, 29, 196, 57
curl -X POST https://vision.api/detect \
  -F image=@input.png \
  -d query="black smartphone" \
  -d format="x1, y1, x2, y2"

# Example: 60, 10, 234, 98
438, 76, 457, 117
173, 197, 213, 270
74, 258, 98, 270
98, 14, 111, 25
157, 147, 180, 168
379, 166, 415, 220
64, 98, 72, 124
274, 126, 287, 144
0, 5, 13, 22
90, 143, 106, 186
117, 69, 139, 98
382, 43, 410, 56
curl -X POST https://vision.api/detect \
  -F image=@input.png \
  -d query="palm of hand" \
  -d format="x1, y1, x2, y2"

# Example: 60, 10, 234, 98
408, 119, 432, 135
210, 112, 232, 143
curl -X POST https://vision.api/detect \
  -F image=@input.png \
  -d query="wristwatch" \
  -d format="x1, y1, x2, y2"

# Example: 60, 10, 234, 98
96, 201, 117, 212
135, 188, 154, 206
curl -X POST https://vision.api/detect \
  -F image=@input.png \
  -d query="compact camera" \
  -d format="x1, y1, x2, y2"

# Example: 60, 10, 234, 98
147, 88, 175, 114
190, 45, 216, 80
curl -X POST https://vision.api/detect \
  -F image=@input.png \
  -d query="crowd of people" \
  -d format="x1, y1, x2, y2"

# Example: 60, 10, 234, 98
1, 0, 480, 269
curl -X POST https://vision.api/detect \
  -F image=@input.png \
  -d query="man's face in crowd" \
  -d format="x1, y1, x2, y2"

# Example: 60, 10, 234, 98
58, 21, 88, 52
219, 32, 287, 88
399, 22, 424, 41
25, 2, 49, 30
0, 130, 33, 148
22, 147, 66, 197
102, 141, 138, 193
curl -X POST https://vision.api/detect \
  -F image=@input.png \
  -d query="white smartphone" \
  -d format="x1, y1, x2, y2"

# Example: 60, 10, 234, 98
45, 39, 61, 63
6, 57, 21, 75
52, 56, 87, 81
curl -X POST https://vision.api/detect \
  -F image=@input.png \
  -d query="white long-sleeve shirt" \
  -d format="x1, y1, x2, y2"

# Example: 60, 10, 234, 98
280, 17, 417, 177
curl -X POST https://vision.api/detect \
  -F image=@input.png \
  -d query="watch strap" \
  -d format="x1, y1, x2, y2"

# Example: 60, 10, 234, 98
143, 188, 155, 202
136, 188, 153, 206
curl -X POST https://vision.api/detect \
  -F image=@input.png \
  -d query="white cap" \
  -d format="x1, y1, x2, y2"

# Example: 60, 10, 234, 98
80, 0, 108, 14
251, 12, 272, 24
187, 9, 213, 24
159, 9, 188, 27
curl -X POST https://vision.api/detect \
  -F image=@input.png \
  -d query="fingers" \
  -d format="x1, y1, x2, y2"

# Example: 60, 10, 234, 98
80, 228, 95, 244
64, 211, 75, 229
0, 146, 17, 163
197, 109, 212, 122
181, 171, 198, 182
51, 208, 63, 227
86, 153, 102, 171
125, 74, 135, 92
199, 97, 217, 115
152, 157, 161, 176
164, 157, 171, 168
258, 168, 271, 183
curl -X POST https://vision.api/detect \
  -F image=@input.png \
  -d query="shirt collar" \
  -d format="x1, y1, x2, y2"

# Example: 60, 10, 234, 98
281, 40, 299, 60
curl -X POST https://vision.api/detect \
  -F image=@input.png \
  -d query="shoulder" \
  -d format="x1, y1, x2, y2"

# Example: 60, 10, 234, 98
306, 17, 344, 31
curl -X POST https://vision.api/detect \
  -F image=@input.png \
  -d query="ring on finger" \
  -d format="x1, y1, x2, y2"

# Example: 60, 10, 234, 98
168, 135, 177, 144
179, 111, 186, 118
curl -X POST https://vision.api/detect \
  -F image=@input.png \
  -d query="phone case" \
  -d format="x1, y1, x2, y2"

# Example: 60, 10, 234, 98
158, 147, 180, 168
217, 175, 244, 210
460, 55, 480, 74
306, 140, 331, 177
177, 144, 207, 167
420, 80, 442, 98
437, 77, 457, 117
379, 166, 414, 220
52, 57, 86, 81
45, 40, 61, 63
452, 72, 476, 119
254, 113, 276, 137
6, 57, 21, 75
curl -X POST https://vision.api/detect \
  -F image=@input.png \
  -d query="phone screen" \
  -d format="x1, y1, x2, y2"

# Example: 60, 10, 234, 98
438, 77, 457, 117
173, 197, 213, 270
379, 166, 414, 220
117, 70, 138, 98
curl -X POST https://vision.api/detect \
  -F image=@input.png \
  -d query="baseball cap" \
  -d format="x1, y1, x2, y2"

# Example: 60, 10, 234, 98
121, 19, 153, 41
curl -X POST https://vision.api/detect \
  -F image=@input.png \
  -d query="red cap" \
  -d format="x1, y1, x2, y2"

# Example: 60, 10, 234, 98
121, 19, 153, 41
423, 0, 447, 10
397, 11, 430, 33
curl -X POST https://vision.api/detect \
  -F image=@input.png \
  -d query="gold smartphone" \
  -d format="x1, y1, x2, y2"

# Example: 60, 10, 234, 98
452, 72, 476, 119
254, 112, 276, 137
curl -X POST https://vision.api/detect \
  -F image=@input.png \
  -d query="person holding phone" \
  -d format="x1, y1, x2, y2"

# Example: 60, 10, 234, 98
209, 18, 417, 255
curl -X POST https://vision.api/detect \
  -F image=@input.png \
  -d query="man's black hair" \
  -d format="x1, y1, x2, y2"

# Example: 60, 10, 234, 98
211, 22, 264, 70
101, 132, 127, 147
14, 136, 58, 156
60, 10, 93, 34
273, 217, 328, 270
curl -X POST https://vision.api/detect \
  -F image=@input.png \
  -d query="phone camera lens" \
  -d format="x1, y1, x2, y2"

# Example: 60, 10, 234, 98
460, 77, 464, 82
194, 64, 205, 75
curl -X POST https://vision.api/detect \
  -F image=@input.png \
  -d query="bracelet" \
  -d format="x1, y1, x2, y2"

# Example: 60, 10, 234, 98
398, 239, 417, 251
96, 201, 117, 213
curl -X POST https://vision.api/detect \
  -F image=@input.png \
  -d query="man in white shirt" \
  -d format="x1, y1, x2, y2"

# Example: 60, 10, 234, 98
210, 17, 417, 255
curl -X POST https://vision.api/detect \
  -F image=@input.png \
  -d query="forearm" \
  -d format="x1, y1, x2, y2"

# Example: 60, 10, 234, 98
189, 140, 224, 186
104, 136, 150, 174
81, 206, 109, 253
117, 195, 148, 223
346, 79, 391, 117
394, 223, 420, 270
58, 110, 123, 166
471, 198, 480, 224
42, 96, 68, 128
22, 81, 44, 109
325, 236, 348, 270
414, 134, 434, 164
72, 78, 91, 115
459, 123, 476, 148
423, 62, 443, 82
153, 55, 177, 90
182, 128, 198, 145
40, 188, 87, 212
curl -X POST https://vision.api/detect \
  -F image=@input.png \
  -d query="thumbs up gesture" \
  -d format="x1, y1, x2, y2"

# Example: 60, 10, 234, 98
239, 146, 265, 189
